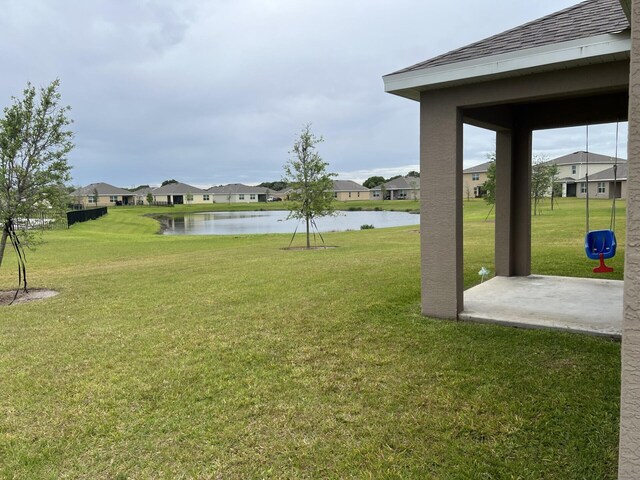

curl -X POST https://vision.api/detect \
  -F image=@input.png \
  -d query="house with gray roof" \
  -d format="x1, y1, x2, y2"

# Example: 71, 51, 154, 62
332, 180, 370, 201
577, 162, 628, 199
132, 186, 154, 205
152, 182, 211, 205
463, 161, 493, 199
369, 176, 420, 200
544, 151, 627, 196
71, 182, 135, 207
207, 184, 270, 203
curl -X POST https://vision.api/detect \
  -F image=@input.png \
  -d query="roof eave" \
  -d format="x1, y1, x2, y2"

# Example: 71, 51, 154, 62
383, 32, 631, 102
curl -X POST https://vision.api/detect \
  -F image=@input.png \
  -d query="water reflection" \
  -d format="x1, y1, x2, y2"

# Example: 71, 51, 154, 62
156, 210, 419, 235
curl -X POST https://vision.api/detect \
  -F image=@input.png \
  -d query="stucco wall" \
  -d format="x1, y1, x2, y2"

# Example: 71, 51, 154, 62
619, 1, 640, 477
335, 191, 370, 201
462, 172, 487, 198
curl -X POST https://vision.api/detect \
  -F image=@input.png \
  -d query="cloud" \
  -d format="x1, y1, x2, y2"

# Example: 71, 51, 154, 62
0, 0, 590, 187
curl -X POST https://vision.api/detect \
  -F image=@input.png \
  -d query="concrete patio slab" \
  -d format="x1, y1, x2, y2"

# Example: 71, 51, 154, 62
460, 275, 622, 338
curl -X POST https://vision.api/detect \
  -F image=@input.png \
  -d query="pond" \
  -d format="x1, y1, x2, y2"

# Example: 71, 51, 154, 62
156, 210, 419, 235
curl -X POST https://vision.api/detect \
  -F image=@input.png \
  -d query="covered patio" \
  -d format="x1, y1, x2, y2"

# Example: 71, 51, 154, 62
461, 275, 623, 338
384, 0, 640, 476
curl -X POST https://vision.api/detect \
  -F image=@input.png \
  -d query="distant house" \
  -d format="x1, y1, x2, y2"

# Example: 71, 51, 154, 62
462, 161, 492, 198
370, 176, 420, 200
544, 151, 626, 197
71, 182, 135, 207
332, 180, 370, 201
132, 186, 154, 205
152, 182, 210, 205
208, 184, 270, 203
576, 163, 628, 199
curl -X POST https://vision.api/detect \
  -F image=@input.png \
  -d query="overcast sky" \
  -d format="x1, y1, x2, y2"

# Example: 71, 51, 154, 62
0, 0, 627, 188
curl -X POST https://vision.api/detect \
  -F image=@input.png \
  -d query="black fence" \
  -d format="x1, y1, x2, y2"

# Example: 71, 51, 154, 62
67, 207, 107, 227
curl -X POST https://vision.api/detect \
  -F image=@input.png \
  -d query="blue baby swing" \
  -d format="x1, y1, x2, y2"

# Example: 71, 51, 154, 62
584, 123, 619, 273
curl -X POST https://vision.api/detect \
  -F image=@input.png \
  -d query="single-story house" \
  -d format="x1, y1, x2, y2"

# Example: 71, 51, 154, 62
370, 176, 420, 200
462, 161, 492, 198
208, 184, 269, 203
71, 182, 135, 207
544, 151, 626, 196
132, 186, 154, 205
152, 182, 211, 205
576, 163, 628, 198
332, 180, 370, 201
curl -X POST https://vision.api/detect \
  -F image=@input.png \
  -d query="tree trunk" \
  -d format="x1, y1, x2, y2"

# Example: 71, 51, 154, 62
0, 224, 8, 270
306, 215, 310, 249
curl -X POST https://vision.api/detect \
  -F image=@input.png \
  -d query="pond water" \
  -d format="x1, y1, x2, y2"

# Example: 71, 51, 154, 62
156, 210, 419, 235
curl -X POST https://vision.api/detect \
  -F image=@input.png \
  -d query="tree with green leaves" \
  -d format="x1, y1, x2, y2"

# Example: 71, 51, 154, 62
283, 124, 336, 248
482, 156, 496, 207
161, 179, 178, 186
363, 176, 385, 189
0, 80, 74, 293
146, 192, 154, 205
531, 155, 555, 216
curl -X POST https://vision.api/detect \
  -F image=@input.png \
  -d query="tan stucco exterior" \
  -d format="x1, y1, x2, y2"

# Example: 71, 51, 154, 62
619, 2, 640, 477
73, 194, 134, 207
576, 180, 628, 199
210, 193, 264, 203
153, 193, 214, 205
462, 171, 488, 199
334, 190, 370, 201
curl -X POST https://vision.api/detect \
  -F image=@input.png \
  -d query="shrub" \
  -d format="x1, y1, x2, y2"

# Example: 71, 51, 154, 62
348, 206, 362, 211
360, 224, 375, 230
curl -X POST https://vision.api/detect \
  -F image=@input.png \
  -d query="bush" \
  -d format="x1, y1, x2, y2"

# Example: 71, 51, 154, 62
348, 206, 362, 211
360, 224, 375, 230
373, 207, 382, 211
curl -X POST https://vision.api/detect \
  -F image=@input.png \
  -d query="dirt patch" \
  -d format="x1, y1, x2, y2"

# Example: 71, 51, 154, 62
281, 246, 338, 251
0, 289, 59, 306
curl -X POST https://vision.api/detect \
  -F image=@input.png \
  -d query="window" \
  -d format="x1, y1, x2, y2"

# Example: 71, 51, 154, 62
88, 196, 96, 203
203, 194, 210, 201
250, 194, 256, 200
334, 192, 338, 198
357, 192, 360, 198
109, 195, 117, 202
580, 183, 587, 194
348, 192, 352, 198
471, 173, 480, 181
239, 194, 245, 200
571, 165, 577, 175
598, 182, 606, 193
373, 191, 380, 198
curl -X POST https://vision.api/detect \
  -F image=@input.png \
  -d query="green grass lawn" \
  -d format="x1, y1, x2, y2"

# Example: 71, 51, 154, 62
0, 198, 622, 478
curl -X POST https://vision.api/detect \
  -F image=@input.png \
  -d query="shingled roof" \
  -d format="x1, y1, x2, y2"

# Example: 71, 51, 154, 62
332, 180, 369, 192
391, 0, 628, 75
463, 161, 493, 174
578, 163, 628, 181
544, 151, 627, 166
207, 184, 269, 195
72, 182, 132, 196
152, 182, 207, 195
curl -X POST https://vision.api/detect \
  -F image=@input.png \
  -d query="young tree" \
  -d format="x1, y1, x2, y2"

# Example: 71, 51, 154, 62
146, 192, 154, 205
482, 158, 496, 206
0, 80, 74, 292
531, 155, 554, 216
283, 124, 336, 248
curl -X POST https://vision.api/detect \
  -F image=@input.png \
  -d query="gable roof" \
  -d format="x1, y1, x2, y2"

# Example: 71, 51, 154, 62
132, 186, 153, 196
393, 0, 627, 74
371, 176, 420, 191
544, 151, 627, 166
72, 182, 132, 196
463, 161, 493, 174
578, 163, 628, 181
207, 184, 269, 195
152, 182, 207, 195
384, 0, 630, 99
332, 180, 369, 192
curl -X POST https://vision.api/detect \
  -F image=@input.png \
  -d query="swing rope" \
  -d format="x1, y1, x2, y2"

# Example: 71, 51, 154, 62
610, 121, 619, 232
585, 124, 590, 234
